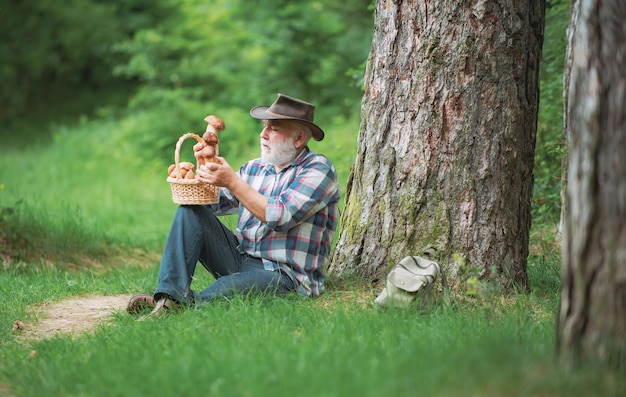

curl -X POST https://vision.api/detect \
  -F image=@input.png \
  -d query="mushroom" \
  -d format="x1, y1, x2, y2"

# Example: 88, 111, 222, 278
199, 115, 225, 164
168, 161, 194, 179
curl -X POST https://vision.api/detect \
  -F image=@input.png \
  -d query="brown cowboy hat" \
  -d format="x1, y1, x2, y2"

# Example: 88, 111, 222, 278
250, 93, 325, 141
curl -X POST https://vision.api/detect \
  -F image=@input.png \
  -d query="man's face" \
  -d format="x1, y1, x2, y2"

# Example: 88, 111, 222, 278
260, 120, 299, 167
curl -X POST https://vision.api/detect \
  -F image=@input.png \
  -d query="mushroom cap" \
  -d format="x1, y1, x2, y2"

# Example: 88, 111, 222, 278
179, 161, 195, 170
204, 115, 225, 131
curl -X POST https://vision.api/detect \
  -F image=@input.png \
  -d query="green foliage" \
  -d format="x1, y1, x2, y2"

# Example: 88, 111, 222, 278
534, 0, 569, 225
0, 0, 173, 117
0, 0, 373, 163
1, 0, 368, 268
113, 0, 374, 116
1, 0, 570, 273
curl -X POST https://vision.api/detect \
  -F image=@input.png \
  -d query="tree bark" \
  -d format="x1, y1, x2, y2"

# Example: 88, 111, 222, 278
558, 0, 626, 367
329, 0, 545, 292
559, 0, 580, 235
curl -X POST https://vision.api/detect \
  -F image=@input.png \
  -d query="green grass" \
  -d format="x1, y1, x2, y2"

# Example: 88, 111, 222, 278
0, 265, 623, 397
1, 103, 624, 397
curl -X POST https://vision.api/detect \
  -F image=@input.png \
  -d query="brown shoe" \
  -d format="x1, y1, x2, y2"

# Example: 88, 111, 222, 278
127, 294, 154, 314
138, 297, 180, 320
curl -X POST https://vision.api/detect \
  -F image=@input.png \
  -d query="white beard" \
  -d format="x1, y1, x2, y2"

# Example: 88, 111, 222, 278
261, 136, 298, 168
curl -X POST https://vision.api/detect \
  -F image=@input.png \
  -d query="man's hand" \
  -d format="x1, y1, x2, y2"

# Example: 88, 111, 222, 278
198, 157, 269, 222
196, 157, 236, 189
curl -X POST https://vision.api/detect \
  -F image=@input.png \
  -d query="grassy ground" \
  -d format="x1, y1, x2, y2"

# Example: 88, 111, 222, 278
0, 262, 623, 397
1, 109, 624, 397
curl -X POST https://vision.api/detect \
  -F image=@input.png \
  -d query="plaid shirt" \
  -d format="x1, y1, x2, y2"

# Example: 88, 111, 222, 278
215, 147, 340, 296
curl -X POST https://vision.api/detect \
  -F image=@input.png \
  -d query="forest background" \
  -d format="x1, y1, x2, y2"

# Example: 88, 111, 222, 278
4, 1, 612, 396
0, 0, 566, 262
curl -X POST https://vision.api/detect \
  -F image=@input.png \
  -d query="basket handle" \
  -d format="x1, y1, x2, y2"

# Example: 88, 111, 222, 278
173, 133, 206, 178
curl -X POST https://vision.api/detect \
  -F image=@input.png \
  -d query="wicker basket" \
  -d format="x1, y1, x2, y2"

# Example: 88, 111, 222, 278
167, 132, 219, 205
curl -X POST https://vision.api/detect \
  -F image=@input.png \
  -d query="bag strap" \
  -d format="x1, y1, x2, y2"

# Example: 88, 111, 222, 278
421, 248, 450, 304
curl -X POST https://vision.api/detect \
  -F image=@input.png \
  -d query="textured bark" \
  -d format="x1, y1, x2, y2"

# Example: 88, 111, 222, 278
329, 0, 545, 292
558, 0, 626, 367
559, 0, 580, 234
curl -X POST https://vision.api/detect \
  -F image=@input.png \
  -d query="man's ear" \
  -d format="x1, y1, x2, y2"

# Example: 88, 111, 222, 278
295, 129, 308, 148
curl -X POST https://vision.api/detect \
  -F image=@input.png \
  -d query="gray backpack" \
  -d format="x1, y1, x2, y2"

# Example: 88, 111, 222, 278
375, 256, 441, 308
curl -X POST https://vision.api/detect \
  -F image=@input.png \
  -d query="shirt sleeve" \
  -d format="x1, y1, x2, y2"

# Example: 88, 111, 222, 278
214, 169, 242, 216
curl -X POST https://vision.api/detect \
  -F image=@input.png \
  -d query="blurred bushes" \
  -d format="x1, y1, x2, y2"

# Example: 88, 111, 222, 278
533, 0, 569, 226
1, 0, 568, 230
0, 0, 177, 116
1, 0, 374, 164
112, 0, 374, 116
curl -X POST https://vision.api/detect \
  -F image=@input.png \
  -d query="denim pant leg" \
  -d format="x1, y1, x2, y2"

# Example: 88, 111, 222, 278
155, 205, 242, 304
195, 256, 296, 304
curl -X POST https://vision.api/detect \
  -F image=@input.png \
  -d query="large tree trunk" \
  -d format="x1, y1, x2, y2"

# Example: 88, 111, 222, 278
329, 0, 545, 292
558, 0, 626, 367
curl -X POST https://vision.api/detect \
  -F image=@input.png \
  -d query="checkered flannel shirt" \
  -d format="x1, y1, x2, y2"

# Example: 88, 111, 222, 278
215, 147, 340, 296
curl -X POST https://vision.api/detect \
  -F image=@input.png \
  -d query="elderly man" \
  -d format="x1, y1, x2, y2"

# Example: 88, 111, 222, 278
128, 94, 340, 317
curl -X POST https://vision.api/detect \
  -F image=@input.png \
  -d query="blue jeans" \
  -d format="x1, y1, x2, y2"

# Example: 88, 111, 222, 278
154, 205, 296, 305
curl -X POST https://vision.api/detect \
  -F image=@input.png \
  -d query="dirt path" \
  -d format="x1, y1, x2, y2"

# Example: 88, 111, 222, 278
14, 294, 130, 342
